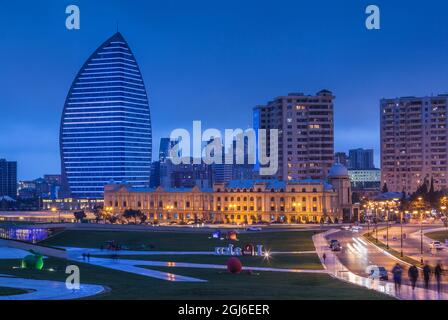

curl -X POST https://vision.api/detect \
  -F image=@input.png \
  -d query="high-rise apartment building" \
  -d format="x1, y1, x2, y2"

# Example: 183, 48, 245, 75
254, 90, 334, 180
60, 32, 152, 199
381, 95, 448, 193
0, 159, 17, 199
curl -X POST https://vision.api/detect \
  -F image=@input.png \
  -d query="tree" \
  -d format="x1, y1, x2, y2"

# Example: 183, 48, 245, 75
123, 209, 143, 224
92, 205, 104, 223
140, 214, 147, 224
74, 210, 86, 222
108, 215, 119, 224
382, 183, 389, 193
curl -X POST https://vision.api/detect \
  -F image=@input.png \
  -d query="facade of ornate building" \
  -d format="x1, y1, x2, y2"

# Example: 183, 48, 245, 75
104, 164, 356, 224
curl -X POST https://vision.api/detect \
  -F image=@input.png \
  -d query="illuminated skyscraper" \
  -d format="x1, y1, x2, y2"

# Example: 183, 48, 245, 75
60, 32, 152, 199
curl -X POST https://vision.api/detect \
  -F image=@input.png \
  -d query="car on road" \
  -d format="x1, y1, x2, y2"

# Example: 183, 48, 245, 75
329, 240, 342, 251
368, 266, 389, 281
351, 226, 362, 233
429, 241, 444, 250
246, 227, 262, 232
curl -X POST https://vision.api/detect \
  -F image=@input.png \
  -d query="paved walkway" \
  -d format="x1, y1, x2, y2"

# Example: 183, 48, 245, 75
63, 247, 316, 256
66, 248, 327, 283
313, 229, 448, 300
0, 246, 105, 300
0, 276, 106, 300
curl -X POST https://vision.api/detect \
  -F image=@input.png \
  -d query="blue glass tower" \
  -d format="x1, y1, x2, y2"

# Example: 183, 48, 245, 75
60, 32, 152, 199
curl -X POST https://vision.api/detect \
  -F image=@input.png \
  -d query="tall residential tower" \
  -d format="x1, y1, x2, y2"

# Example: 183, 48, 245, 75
60, 33, 152, 199
254, 90, 334, 181
381, 95, 448, 193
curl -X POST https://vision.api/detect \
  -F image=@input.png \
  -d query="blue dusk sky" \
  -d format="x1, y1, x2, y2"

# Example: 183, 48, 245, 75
1, 0, 448, 180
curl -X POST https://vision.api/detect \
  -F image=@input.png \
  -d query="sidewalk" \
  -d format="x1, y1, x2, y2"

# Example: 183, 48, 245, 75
313, 229, 448, 300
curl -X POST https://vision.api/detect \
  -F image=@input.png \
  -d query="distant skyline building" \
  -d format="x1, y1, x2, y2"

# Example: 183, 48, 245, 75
348, 148, 375, 170
381, 95, 448, 193
160, 158, 213, 189
334, 152, 348, 167
60, 32, 152, 199
348, 169, 381, 192
254, 90, 334, 181
0, 159, 17, 200
159, 138, 177, 163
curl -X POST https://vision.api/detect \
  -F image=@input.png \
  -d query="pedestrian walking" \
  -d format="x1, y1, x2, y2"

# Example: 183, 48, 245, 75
423, 262, 431, 289
408, 265, 419, 290
391, 263, 403, 294
322, 253, 327, 263
435, 261, 444, 293
87, 253, 91, 262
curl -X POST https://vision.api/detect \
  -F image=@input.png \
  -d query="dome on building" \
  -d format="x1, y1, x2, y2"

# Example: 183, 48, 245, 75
328, 163, 349, 178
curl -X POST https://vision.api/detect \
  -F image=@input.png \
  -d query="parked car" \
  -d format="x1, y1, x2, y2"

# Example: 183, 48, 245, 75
246, 227, 262, 232
430, 241, 444, 250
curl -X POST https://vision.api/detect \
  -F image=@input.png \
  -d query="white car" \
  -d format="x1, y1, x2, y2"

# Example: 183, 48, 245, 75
429, 241, 443, 250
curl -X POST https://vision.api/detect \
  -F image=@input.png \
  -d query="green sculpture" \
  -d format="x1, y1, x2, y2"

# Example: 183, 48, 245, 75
21, 250, 44, 270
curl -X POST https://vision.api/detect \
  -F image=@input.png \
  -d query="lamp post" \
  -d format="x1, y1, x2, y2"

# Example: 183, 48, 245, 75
400, 210, 404, 257
386, 201, 390, 249
375, 221, 378, 243
418, 197, 424, 265
441, 204, 447, 229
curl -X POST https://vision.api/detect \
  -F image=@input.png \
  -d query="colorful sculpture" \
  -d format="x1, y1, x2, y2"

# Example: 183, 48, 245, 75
21, 250, 44, 270
227, 257, 242, 274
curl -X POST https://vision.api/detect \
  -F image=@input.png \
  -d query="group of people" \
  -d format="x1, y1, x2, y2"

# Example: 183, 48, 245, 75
391, 261, 444, 294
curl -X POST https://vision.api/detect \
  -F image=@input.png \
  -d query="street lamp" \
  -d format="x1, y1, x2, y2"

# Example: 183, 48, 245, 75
385, 201, 390, 249
400, 210, 404, 257
418, 196, 423, 265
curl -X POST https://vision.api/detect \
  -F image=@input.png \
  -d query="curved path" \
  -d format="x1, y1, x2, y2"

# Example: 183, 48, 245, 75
65, 247, 327, 283
0, 247, 105, 300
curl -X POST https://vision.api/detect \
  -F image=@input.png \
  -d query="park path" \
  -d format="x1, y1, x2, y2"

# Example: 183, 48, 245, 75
65, 247, 327, 283
313, 229, 448, 300
0, 246, 105, 300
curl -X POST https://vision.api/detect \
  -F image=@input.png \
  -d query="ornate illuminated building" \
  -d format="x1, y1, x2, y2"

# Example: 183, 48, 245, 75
105, 163, 356, 223
60, 32, 152, 199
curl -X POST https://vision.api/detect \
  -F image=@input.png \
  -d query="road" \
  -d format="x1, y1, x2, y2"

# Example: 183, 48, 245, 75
375, 224, 448, 266
326, 228, 448, 294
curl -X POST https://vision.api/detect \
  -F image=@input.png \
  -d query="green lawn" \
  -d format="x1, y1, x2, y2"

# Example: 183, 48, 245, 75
0, 286, 27, 296
93, 253, 323, 270
426, 230, 448, 242
0, 257, 392, 300
42, 230, 318, 252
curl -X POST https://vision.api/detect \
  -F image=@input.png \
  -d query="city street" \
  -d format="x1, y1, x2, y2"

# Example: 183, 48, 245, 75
324, 226, 448, 296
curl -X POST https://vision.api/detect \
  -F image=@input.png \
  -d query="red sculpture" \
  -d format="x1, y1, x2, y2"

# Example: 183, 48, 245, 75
227, 257, 243, 274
